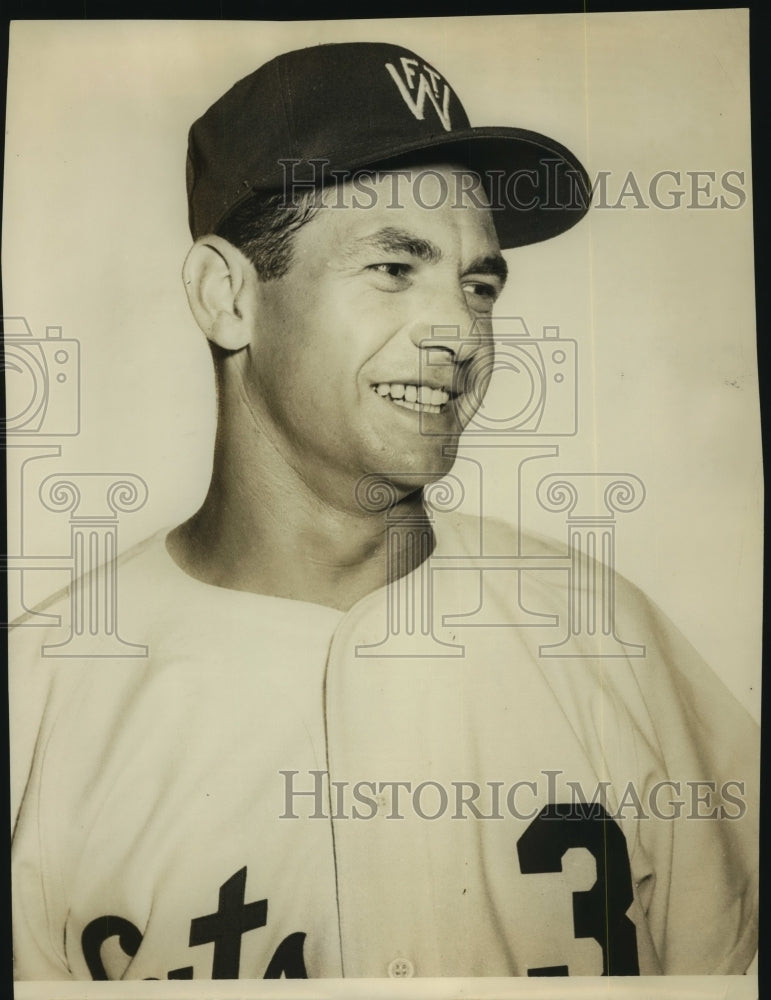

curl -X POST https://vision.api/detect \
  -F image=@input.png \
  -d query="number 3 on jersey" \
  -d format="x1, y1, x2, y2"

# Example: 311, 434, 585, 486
516, 803, 640, 976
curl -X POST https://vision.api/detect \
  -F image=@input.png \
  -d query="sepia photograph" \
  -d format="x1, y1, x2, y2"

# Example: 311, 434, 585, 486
3, 11, 762, 999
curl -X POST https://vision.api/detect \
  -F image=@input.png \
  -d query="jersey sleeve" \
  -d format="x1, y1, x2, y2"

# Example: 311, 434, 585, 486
9, 607, 76, 979
615, 575, 759, 973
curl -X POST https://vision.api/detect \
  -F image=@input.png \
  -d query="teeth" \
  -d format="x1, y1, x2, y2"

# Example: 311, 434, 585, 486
393, 398, 443, 414
372, 382, 451, 410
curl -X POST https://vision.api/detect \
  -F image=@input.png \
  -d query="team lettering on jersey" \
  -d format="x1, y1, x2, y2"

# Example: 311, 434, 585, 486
81, 866, 307, 980
81, 806, 639, 979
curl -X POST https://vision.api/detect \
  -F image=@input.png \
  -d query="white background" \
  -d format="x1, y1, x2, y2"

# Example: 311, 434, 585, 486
3, 12, 762, 719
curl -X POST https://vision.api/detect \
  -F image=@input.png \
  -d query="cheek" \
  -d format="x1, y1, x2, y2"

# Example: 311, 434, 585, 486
249, 323, 351, 425
256, 282, 402, 399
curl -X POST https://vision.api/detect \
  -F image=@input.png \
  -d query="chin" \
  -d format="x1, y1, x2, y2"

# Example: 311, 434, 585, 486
352, 431, 461, 503
368, 449, 457, 497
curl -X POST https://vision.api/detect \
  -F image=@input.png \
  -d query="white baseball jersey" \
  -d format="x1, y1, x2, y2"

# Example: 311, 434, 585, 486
10, 513, 758, 980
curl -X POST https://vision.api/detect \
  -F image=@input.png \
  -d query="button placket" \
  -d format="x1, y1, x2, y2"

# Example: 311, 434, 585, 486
387, 957, 415, 978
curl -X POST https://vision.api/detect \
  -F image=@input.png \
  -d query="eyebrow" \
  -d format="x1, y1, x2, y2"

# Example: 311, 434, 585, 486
345, 226, 508, 287
467, 253, 509, 288
347, 226, 442, 264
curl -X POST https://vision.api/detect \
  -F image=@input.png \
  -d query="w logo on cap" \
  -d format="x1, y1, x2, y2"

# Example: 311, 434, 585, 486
385, 57, 453, 132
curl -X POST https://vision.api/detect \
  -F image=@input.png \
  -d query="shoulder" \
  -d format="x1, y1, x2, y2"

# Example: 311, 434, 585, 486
433, 507, 759, 749
8, 529, 179, 826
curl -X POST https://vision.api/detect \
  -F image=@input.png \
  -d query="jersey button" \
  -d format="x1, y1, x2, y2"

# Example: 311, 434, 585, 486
387, 957, 415, 978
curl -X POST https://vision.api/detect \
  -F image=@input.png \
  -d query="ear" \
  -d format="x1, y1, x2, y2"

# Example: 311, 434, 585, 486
182, 235, 257, 351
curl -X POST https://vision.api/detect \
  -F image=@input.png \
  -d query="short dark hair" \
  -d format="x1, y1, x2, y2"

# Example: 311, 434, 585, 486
213, 155, 486, 280
212, 156, 440, 280
214, 189, 322, 280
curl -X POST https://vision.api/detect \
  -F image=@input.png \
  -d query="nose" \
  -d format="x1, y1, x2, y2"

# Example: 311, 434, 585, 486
405, 282, 495, 410
406, 283, 491, 365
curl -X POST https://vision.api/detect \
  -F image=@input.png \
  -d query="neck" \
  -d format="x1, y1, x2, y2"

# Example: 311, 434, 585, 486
167, 407, 435, 612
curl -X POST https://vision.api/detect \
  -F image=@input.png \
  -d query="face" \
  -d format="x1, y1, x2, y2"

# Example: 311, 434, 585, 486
239, 165, 507, 507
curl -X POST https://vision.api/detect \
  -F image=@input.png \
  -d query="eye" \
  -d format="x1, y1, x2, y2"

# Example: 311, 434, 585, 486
462, 280, 500, 311
366, 262, 413, 292
369, 262, 412, 278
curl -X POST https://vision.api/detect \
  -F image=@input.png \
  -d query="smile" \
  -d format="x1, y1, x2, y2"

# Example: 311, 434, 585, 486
372, 382, 452, 415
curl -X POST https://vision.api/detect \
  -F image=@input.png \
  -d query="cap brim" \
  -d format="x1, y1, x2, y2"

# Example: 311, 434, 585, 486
263, 126, 590, 250
333, 127, 591, 250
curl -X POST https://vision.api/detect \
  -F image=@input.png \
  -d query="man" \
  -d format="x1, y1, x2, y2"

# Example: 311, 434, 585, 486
10, 40, 758, 982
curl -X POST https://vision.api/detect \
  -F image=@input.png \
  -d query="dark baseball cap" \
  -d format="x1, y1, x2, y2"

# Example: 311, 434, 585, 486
186, 41, 591, 249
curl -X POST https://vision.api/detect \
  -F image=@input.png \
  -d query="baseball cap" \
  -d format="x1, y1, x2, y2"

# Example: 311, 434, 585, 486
186, 42, 591, 249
